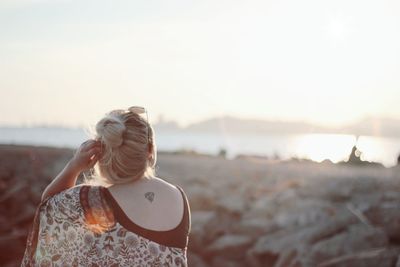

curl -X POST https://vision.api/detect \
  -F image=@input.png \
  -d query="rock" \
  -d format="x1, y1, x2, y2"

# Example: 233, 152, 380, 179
232, 218, 278, 238
317, 247, 400, 267
11, 204, 36, 226
245, 195, 275, 219
382, 191, 400, 201
351, 176, 380, 194
211, 256, 247, 267
364, 203, 400, 243
0, 233, 26, 264
250, 195, 272, 210
308, 224, 388, 265
202, 211, 239, 246
0, 182, 29, 203
299, 178, 353, 202
246, 209, 359, 267
216, 194, 247, 214
189, 211, 217, 253
192, 211, 216, 225
274, 200, 336, 229
186, 185, 216, 211
188, 252, 209, 267
206, 234, 253, 260
349, 193, 382, 212
246, 229, 298, 267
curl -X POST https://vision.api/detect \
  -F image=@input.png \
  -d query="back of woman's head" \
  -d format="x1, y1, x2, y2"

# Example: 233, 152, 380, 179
94, 108, 156, 184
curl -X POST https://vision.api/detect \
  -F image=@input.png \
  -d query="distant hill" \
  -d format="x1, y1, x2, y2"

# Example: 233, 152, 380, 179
2, 117, 400, 138
339, 117, 400, 137
153, 120, 180, 132
169, 116, 400, 137
183, 116, 330, 134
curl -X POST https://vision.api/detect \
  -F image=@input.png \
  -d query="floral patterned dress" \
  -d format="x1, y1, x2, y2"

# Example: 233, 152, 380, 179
21, 184, 190, 267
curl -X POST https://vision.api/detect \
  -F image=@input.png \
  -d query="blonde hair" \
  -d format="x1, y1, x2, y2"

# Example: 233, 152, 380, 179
93, 108, 156, 185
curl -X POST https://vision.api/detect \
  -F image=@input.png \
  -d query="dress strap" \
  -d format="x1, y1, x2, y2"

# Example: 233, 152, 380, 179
175, 185, 191, 235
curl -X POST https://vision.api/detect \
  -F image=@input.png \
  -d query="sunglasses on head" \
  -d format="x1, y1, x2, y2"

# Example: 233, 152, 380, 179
128, 106, 150, 144
104, 106, 151, 145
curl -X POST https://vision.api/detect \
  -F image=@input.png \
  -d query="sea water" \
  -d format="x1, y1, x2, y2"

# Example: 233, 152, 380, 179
1, 127, 399, 167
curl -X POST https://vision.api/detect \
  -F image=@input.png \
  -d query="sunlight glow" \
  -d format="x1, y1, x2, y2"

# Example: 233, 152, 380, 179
294, 134, 356, 163
327, 18, 347, 41
289, 134, 400, 167
356, 136, 399, 166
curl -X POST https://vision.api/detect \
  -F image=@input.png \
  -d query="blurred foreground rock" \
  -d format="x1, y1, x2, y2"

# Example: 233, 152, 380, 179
1, 145, 400, 267
0, 145, 72, 267
158, 153, 400, 267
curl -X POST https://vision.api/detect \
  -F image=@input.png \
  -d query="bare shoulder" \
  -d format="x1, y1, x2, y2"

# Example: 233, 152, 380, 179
108, 177, 185, 231
148, 177, 184, 203
151, 177, 181, 191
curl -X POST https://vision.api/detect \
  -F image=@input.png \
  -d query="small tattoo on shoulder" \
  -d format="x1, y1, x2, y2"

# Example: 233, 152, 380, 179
145, 192, 155, 202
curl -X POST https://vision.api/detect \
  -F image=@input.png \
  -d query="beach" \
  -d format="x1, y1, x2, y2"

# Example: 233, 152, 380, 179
1, 144, 400, 267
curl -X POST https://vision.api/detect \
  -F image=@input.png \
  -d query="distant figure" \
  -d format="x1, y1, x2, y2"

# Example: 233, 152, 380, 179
218, 147, 227, 158
22, 107, 191, 266
397, 153, 400, 165
348, 145, 363, 164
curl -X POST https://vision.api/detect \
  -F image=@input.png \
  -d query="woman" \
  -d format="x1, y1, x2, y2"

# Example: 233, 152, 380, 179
21, 107, 191, 267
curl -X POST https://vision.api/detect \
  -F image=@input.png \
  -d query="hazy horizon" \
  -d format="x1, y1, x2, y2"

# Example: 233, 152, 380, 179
2, 114, 400, 136
1, 0, 400, 128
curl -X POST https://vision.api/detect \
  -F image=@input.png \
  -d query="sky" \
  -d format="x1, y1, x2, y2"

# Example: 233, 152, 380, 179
1, 0, 400, 128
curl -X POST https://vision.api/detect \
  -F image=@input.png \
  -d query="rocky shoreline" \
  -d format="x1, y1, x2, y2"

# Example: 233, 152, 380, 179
1, 145, 400, 267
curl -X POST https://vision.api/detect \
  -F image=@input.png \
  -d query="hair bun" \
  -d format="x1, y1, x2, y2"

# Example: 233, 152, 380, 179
96, 115, 126, 148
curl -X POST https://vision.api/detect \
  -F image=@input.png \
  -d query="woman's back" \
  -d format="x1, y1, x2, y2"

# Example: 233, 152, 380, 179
22, 107, 191, 266
22, 180, 190, 267
107, 177, 185, 232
